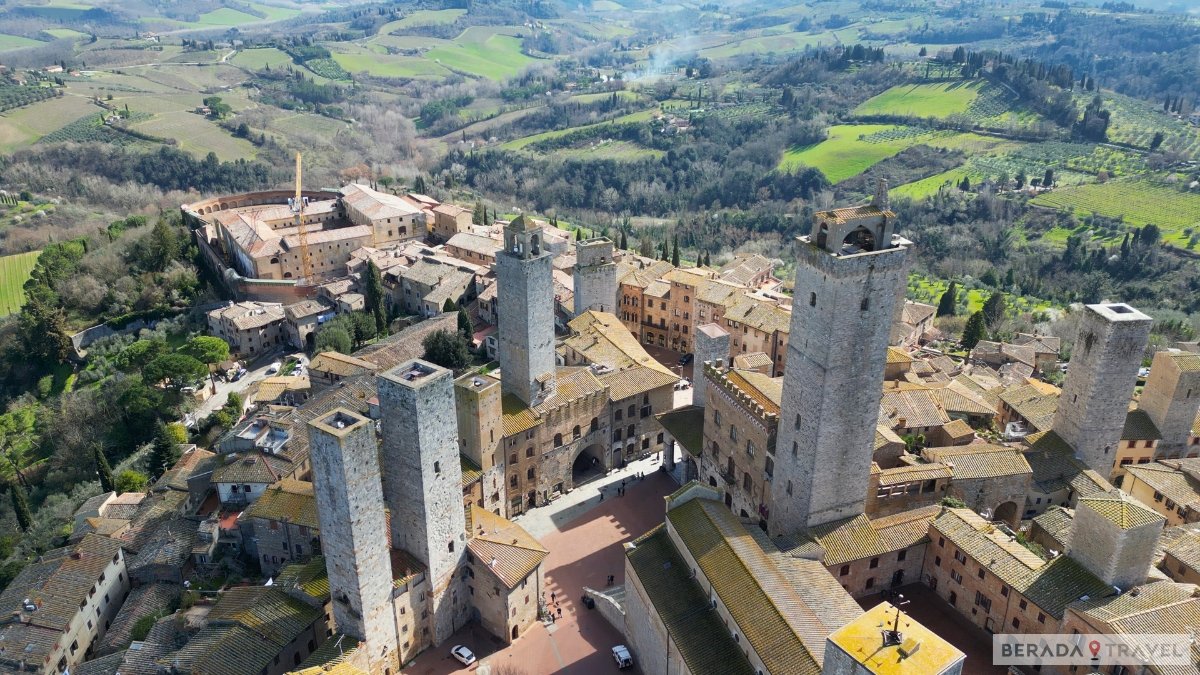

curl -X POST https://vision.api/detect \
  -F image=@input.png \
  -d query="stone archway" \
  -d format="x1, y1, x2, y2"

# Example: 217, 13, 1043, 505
571, 442, 606, 487
994, 501, 1019, 527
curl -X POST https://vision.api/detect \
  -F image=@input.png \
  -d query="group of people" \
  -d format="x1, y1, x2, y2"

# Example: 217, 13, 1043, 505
545, 592, 565, 623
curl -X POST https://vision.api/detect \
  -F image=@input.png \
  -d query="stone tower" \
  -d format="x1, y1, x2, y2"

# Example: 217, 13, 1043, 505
768, 196, 911, 536
496, 214, 556, 405
1067, 492, 1164, 589
455, 371, 506, 512
1053, 303, 1152, 473
377, 360, 468, 645
1139, 350, 1200, 456
573, 237, 618, 316
693, 323, 730, 408
307, 408, 398, 673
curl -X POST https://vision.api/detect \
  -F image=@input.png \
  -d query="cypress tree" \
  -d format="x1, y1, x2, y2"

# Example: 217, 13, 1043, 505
147, 422, 182, 478
982, 292, 1007, 329
961, 311, 987, 349
364, 261, 387, 334
619, 230, 628, 250
671, 235, 680, 267
95, 446, 115, 493
458, 306, 473, 341
11, 487, 32, 532
936, 281, 958, 317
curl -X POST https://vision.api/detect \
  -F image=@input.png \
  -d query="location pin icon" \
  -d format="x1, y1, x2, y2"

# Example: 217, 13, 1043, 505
1089, 640, 1102, 660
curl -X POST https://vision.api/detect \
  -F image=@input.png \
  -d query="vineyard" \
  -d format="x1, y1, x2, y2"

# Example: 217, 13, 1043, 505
39, 111, 155, 146
1084, 91, 1200, 159
0, 85, 59, 113
1031, 179, 1200, 247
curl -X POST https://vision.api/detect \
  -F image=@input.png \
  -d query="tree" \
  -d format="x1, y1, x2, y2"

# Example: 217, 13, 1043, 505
94, 446, 115, 493
364, 261, 387, 334
961, 311, 987, 349
458, 306, 473, 341
443, 298, 457, 312
1043, 168, 1054, 187
10, 487, 31, 531
422, 329, 470, 370
115, 470, 148, 493
936, 281, 958, 317
201, 95, 232, 119
18, 298, 72, 365
619, 230, 628, 250
414, 175, 426, 193
1150, 131, 1164, 151
346, 311, 377, 348
982, 292, 1007, 328
315, 325, 351, 355
147, 422, 182, 477
143, 353, 207, 391
671, 235, 680, 267
116, 339, 170, 372
181, 336, 230, 367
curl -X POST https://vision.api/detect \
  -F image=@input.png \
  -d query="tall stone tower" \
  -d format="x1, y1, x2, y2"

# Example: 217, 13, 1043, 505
1052, 303, 1152, 473
1068, 492, 1164, 589
496, 214, 556, 405
693, 323, 730, 409
768, 193, 911, 536
454, 371, 506, 513
307, 408, 398, 673
1139, 350, 1200, 456
573, 237, 618, 316
377, 360, 468, 645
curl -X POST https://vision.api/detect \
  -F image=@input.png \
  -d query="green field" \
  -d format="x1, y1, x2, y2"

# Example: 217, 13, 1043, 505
700, 30, 841, 59
0, 251, 41, 317
0, 95, 98, 150
0, 34, 43, 51
425, 29, 535, 80
853, 81, 983, 118
43, 28, 89, 39
890, 168, 978, 201
379, 8, 466, 33
133, 111, 257, 161
556, 140, 663, 161
501, 109, 658, 150
1031, 179, 1200, 246
231, 47, 293, 70
332, 51, 451, 79
568, 90, 641, 103
778, 124, 926, 183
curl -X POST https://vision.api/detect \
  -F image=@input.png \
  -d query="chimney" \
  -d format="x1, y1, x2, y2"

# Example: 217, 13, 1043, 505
873, 178, 890, 211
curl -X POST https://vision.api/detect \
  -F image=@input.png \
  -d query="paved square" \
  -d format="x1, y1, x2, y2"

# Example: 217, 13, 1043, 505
403, 466, 674, 674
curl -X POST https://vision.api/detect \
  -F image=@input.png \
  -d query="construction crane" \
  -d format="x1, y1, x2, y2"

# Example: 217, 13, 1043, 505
292, 152, 314, 284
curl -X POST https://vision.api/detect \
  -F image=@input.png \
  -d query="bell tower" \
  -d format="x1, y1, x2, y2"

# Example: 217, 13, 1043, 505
496, 214, 557, 405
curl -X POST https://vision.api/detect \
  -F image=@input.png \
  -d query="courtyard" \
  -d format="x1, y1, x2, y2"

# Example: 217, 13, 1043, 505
403, 457, 676, 674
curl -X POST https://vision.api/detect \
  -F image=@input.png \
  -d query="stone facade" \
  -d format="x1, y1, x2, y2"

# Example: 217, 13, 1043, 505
306, 408, 398, 673
496, 216, 557, 406
377, 360, 470, 646
1140, 350, 1200, 457
1051, 303, 1152, 473
692, 323, 730, 408
455, 373, 508, 515
573, 237, 618, 316
769, 200, 911, 536
1066, 494, 1163, 589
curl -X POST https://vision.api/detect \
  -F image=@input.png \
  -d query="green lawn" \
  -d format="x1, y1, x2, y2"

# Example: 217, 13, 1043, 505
231, 47, 293, 70
0, 251, 41, 317
0, 34, 44, 51
890, 168, 976, 201
331, 51, 452, 79
379, 8, 466, 33
43, 28, 89, 39
778, 124, 918, 183
853, 81, 984, 118
197, 7, 259, 26
569, 90, 641, 103
1031, 179, 1200, 247
424, 32, 535, 80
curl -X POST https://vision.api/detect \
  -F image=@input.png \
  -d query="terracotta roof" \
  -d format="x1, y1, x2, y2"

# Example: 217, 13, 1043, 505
815, 203, 893, 225
732, 351, 773, 370
276, 556, 330, 603
1032, 507, 1074, 552
308, 351, 379, 377
242, 478, 320, 529
565, 310, 675, 376
725, 369, 783, 415
782, 506, 940, 567
211, 451, 291, 485
466, 506, 548, 589
1024, 430, 1112, 498
1078, 493, 1164, 529
599, 364, 678, 401
933, 382, 995, 417
999, 383, 1060, 431
353, 313, 457, 372
1124, 463, 1200, 512
341, 182, 421, 218
723, 293, 791, 335
667, 498, 823, 675
881, 389, 951, 429
501, 393, 541, 437
292, 634, 366, 674
209, 301, 286, 331
932, 508, 1111, 618
461, 456, 482, 488
95, 581, 180, 656
1072, 582, 1200, 673
1123, 409, 1163, 441
533, 367, 606, 415
283, 298, 333, 321
924, 444, 1032, 480
940, 418, 975, 440
875, 462, 953, 486
886, 346, 914, 365
625, 526, 756, 675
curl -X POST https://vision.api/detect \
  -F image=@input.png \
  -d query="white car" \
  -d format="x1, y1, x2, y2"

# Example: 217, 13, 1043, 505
612, 645, 633, 669
266, 362, 281, 375
450, 645, 476, 666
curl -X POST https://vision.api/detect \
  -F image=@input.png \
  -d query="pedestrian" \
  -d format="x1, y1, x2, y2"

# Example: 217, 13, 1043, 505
607, 574, 614, 586
557, 607, 563, 618
599, 488, 604, 502
551, 592, 556, 602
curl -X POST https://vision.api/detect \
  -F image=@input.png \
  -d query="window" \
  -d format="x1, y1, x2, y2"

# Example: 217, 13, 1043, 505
1037, 612, 1045, 624
434, 461, 441, 474
1011, 617, 1020, 629
974, 591, 991, 612
764, 457, 774, 478
509, 453, 517, 464
978, 568, 986, 580
1019, 599, 1028, 610
1001, 586, 1009, 597
865, 578, 875, 590
742, 472, 752, 492
554, 434, 563, 447
938, 536, 945, 547
449, 541, 454, 553
794, 414, 801, 430
809, 292, 816, 307
527, 468, 535, 480
792, 441, 798, 457
934, 556, 941, 567
526, 447, 534, 458
729, 425, 738, 441
869, 557, 879, 569
615, 409, 623, 421
714, 410, 722, 427
860, 298, 870, 311
950, 570, 962, 584
954, 550, 967, 564
510, 475, 518, 488
839, 565, 850, 576
786, 480, 793, 496
897, 549, 907, 562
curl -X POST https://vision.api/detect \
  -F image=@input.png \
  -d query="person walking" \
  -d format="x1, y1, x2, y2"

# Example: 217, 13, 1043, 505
551, 591, 556, 602
557, 606, 563, 618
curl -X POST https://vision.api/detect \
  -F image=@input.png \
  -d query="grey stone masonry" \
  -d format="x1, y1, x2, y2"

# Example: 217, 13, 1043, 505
377, 359, 467, 645
1067, 493, 1164, 589
573, 237, 618, 316
497, 215, 557, 406
693, 323, 730, 409
1140, 350, 1200, 456
307, 408, 398, 673
769, 231, 911, 536
1053, 303, 1152, 473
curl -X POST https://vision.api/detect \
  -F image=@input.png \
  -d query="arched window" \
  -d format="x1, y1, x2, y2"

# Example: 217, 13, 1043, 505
627, 404, 635, 417
843, 226, 877, 252
554, 434, 563, 447
510, 475, 518, 488
531, 234, 541, 255
510, 453, 517, 464
643, 394, 649, 405
816, 222, 829, 248
573, 425, 581, 439
590, 417, 599, 432
809, 292, 816, 307
526, 467, 535, 480
627, 424, 635, 438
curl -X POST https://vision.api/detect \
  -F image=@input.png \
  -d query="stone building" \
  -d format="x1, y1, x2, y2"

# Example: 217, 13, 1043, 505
769, 187, 912, 535
207, 301, 286, 357
429, 203, 471, 242
394, 258, 477, 318
1066, 491, 1164, 591
283, 298, 336, 351
1052, 303, 1152, 474
0, 534, 129, 674
464, 506, 548, 643
1112, 408, 1162, 482
496, 215, 557, 406
444, 231, 500, 267
1059, 581, 1200, 675
1121, 459, 1200, 526
239, 478, 321, 576
692, 323, 730, 408
455, 372, 508, 516
573, 237, 618, 315
1140, 350, 1200, 457
922, 444, 1032, 526
823, 601, 965, 675
377, 360, 470, 646
211, 451, 292, 507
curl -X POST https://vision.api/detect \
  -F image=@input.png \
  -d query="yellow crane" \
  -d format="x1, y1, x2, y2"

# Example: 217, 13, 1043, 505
293, 152, 314, 284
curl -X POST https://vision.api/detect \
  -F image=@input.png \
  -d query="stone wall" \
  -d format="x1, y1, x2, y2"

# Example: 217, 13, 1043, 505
574, 238, 618, 315
496, 235, 556, 405
1141, 351, 1200, 456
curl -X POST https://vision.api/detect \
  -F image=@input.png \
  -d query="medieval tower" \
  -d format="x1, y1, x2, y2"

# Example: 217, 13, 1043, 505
693, 323, 730, 409
378, 360, 470, 645
1052, 303, 1152, 473
768, 186, 911, 536
573, 237, 618, 315
307, 408, 399, 674
497, 214, 556, 405
1139, 350, 1200, 457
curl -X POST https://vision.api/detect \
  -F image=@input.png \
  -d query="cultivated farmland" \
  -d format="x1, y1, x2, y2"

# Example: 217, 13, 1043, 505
0, 250, 41, 317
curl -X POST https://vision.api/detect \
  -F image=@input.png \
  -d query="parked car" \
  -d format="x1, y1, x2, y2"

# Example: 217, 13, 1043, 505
266, 362, 281, 375
612, 645, 633, 669
450, 645, 476, 666
678, 353, 694, 366
231, 368, 247, 382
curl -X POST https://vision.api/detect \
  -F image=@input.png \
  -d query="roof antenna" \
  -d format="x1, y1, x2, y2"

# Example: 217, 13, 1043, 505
882, 594, 910, 646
